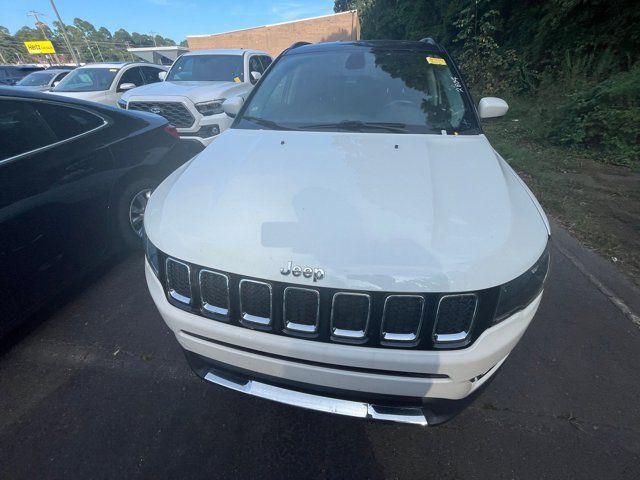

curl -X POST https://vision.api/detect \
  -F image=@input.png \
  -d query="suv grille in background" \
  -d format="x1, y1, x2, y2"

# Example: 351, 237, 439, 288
381, 295, 425, 343
128, 101, 195, 128
240, 280, 272, 327
284, 287, 320, 333
166, 258, 191, 305
433, 294, 478, 345
200, 270, 229, 317
158, 253, 500, 351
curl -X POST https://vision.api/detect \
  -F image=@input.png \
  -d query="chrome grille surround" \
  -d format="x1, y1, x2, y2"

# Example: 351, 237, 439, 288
283, 287, 320, 334
158, 252, 501, 351
239, 279, 272, 327
381, 295, 425, 343
165, 258, 192, 305
199, 270, 229, 318
128, 101, 195, 128
330, 292, 371, 340
432, 294, 479, 345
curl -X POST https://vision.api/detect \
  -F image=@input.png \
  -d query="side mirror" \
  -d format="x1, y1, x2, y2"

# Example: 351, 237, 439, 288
158, 71, 167, 81
478, 97, 509, 119
250, 71, 262, 82
222, 96, 245, 118
52, 81, 60, 87
118, 82, 137, 92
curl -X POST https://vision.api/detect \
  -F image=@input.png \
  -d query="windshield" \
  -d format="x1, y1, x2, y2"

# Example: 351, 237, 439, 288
166, 54, 244, 82
237, 48, 479, 134
17, 72, 56, 86
53, 68, 118, 92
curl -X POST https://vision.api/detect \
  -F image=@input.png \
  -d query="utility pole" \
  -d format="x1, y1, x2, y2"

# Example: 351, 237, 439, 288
27, 11, 61, 64
48, 0, 80, 65
83, 36, 96, 62
149, 31, 158, 47
94, 42, 104, 61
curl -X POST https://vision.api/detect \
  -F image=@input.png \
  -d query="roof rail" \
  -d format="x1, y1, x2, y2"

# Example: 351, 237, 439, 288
419, 37, 438, 47
289, 41, 311, 50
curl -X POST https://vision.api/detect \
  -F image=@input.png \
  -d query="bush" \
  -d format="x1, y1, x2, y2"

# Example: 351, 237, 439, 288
539, 66, 640, 167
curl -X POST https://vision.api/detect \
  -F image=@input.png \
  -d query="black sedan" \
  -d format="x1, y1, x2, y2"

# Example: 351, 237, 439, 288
0, 88, 201, 336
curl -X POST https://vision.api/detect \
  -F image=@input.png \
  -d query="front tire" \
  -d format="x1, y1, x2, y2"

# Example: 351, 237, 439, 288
117, 178, 157, 250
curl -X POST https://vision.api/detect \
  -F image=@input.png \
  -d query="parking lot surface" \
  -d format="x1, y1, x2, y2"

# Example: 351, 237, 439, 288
1, 227, 639, 480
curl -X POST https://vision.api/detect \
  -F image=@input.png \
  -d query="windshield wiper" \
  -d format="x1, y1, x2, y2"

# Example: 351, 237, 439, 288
302, 120, 408, 133
242, 116, 297, 131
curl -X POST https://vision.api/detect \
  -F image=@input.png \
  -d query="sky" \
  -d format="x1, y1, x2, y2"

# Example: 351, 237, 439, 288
1, 0, 336, 41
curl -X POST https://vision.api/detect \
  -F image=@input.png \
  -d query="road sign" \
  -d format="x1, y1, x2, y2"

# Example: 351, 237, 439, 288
24, 40, 56, 54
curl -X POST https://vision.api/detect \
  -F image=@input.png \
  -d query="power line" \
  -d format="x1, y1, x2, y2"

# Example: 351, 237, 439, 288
48, 0, 79, 65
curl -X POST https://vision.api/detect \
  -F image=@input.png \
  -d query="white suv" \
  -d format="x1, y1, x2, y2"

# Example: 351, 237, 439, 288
119, 49, 272, 146
50, 62, 167, 107
144, 40, 550, 426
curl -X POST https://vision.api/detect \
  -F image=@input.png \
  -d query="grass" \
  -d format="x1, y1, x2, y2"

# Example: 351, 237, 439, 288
483, 97, 640, 286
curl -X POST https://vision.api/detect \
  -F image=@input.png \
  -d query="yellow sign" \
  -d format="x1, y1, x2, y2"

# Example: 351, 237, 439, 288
426, 56, 447, 66
24, 40, 56, 55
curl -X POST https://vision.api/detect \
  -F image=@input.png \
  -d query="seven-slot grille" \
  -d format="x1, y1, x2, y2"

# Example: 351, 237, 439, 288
240, 280, 272, 327
161, 254, 497, 350
381, 295, 425, 343
199, 270, 229, 317
128, 101, 195, 128
284, 287, 320, 333
166, 258, 191, 305
433, 294, 478, 344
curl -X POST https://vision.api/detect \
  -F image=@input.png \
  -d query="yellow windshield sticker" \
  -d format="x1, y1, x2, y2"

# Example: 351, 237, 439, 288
233, 76, 241, 83
426, 56, 447, 65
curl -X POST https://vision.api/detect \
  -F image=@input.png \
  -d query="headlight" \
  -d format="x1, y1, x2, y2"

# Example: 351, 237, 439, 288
117, 99, 127, 109
195, 99, 225, 116
145, 236, 160, 278
493, 244, 550, 325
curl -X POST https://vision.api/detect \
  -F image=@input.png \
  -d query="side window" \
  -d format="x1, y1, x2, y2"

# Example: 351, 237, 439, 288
35, 102, 104, 140
248, 56, 264, 84
55, 71, 69, 83
0, 100, 57, 160
260, 56, 273, 71
142, 67, 164, 84
0, 99, 104, 161
118, 67, 144, 89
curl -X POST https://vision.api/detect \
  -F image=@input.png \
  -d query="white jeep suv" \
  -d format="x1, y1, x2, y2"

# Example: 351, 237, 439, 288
119, 49, 272, 146
144, 40, 550, 425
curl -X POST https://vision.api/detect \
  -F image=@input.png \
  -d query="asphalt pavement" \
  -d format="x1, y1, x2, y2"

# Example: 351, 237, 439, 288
1, 223, 639, 480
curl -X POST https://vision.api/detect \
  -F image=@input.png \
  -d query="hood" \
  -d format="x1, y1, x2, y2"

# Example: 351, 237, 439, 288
146, 129, 549, 292
122, 81, 236, 103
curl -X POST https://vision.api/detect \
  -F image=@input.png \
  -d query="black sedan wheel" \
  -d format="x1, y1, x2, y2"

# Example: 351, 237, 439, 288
117, 178, 158, 249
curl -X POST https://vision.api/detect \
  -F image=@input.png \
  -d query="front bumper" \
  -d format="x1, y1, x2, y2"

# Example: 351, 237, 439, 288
146, 259, 542, 424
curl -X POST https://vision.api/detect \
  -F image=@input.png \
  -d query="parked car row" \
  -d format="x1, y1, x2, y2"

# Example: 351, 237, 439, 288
0, 64, 46, 86
2, 39, 550, 427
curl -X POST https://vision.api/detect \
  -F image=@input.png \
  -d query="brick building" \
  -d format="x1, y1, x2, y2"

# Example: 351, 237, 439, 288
186, 10, 360, 57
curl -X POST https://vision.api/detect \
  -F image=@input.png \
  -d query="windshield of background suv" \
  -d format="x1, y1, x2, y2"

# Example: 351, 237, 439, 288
237, 48, 479, 134
16, 72, 56, 86
166, 55, 244, 82
53, 68, 118, 92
